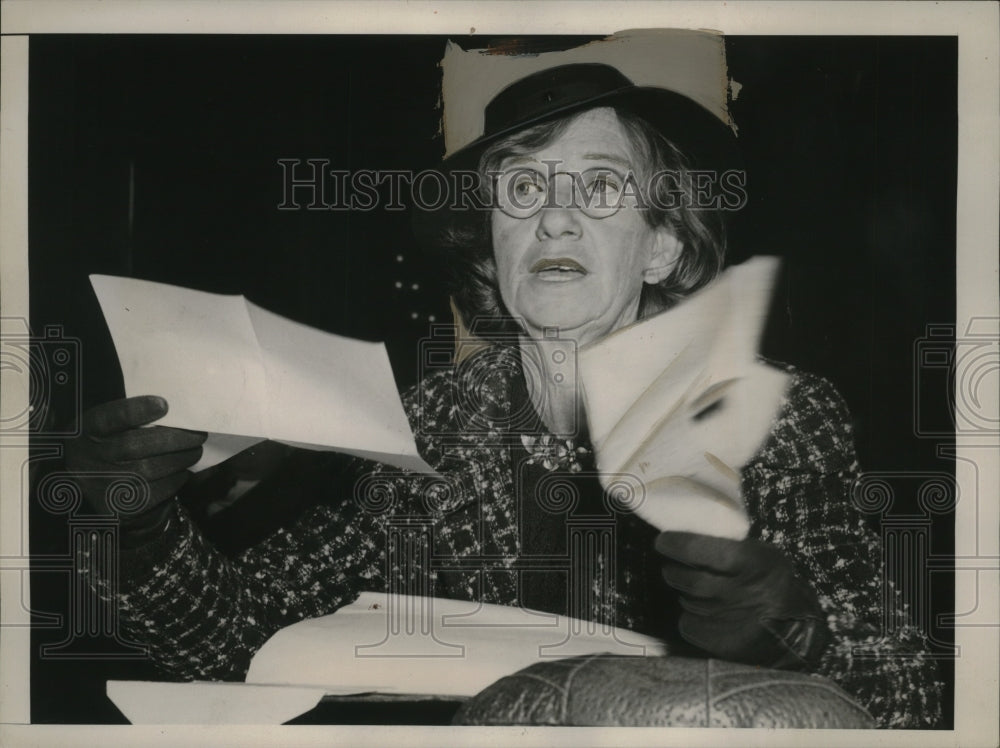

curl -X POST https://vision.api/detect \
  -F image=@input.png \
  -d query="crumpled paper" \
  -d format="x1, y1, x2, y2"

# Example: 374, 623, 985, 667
580, 256, 790, 540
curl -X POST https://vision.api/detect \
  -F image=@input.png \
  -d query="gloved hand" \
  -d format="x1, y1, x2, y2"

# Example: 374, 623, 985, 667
64, 395, 207, 541
655, 531, 831, 670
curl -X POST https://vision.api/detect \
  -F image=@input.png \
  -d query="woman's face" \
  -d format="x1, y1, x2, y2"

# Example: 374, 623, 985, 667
491, 108, 682, 346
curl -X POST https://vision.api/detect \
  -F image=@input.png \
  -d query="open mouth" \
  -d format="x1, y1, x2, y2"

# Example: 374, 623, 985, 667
529, 257, 588, 281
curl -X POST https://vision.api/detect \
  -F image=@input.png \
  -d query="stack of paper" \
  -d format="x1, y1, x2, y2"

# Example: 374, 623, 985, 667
579, 257, 790, 540
105, 681, 328, 725
245, 592, 667, 698
106, 592, 668, 723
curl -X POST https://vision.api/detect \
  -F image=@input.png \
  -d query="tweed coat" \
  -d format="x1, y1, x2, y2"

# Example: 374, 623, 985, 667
95, 344, 942, 728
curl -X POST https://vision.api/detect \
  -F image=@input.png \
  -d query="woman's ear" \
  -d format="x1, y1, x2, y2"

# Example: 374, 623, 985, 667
643, 229, 684, 284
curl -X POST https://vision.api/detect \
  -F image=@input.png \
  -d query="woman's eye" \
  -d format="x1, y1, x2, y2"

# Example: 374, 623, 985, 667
512, 175, 544, 195
496, 168, 549, 216
593, 177, 620, 193
586, 173, 623, 200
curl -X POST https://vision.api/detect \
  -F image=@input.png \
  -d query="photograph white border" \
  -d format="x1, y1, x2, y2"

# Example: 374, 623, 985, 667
1, 2, 997, 746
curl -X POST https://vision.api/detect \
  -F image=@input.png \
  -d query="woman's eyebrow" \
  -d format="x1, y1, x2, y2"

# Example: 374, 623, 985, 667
581, 153, 632, 169
499, 153, 631, 170
501, 155, 542, 167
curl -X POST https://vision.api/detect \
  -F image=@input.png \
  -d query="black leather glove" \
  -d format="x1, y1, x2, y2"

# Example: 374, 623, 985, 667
655, 531, 831, 670
64, 395, 207, 542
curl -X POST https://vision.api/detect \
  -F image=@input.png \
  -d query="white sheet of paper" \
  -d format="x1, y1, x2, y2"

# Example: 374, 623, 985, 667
105, 681, 328, 724
245, 592, 667, 698
90, 275, 435, 475
579, 256, 790, 540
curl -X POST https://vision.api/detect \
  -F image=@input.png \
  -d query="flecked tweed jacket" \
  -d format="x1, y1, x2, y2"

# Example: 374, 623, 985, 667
100, 345, 941, 728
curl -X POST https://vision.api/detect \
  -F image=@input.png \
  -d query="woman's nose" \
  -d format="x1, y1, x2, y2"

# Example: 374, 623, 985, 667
535, 203, 583, 240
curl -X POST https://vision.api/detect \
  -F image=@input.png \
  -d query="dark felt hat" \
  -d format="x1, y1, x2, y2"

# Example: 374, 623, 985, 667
412, 62, 742, 246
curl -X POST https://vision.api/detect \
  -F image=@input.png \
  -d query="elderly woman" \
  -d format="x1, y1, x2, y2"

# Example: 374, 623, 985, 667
68, 62, 940, 728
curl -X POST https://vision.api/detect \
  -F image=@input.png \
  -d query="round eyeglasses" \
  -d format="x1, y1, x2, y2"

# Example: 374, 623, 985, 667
494, 166, 634, 219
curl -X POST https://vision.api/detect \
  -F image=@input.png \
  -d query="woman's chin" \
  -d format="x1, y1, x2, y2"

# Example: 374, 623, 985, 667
518, 309, 609, 343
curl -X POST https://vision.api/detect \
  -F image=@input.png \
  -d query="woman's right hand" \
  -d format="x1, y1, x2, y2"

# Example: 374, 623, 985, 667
64, 396, 207, 529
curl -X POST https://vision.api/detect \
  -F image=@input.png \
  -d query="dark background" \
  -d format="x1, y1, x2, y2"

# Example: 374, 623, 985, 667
27, 35, 956, 724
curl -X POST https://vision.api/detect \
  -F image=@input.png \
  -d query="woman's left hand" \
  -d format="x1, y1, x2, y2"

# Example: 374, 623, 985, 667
655, 531, 831, 669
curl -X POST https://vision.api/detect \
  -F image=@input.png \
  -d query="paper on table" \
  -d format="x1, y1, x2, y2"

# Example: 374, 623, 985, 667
245, 592, 667, 698
106, 681, 328, 724
579, 256, 790, 540
90, 275, 435, 475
